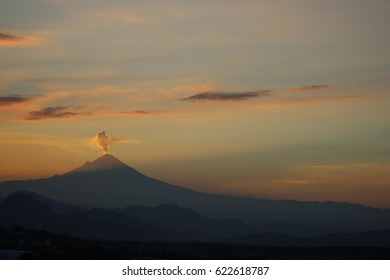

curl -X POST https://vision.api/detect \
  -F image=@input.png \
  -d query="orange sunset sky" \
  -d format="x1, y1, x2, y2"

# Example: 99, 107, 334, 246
1, 0, 389, 208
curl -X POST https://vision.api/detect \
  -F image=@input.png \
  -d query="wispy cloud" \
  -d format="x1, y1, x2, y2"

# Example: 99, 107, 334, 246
180, 90, 271, 102
0, 132, 90, 153
256, 95, 366, 110
0, 96, 30, 107
109, 110, 164, 116
17, 106, 92, 121
0, 31, 41, 47
172, 84, 220, 93
178, 84, 329, 102
274, 179, 315, 185
283, 84, 329, 92
0, 32, 22, 41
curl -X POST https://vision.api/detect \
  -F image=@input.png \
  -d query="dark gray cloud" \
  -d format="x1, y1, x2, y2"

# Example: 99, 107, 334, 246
288, 84, 329, 92
179, 84, 329, 103
0, 96, 29, 107
0, 32, 23, 41
19, 106, 92, 121
180, 91, 271, 102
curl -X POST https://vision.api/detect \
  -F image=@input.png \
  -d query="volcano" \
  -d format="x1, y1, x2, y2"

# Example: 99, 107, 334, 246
0, 154, 389, 230
0, 154, 198, 208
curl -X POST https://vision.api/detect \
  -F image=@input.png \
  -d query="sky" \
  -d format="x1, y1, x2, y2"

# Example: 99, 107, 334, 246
1, 0, 389, 208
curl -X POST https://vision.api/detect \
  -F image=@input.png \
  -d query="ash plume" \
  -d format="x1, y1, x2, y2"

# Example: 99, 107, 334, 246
93, 131, 112, 154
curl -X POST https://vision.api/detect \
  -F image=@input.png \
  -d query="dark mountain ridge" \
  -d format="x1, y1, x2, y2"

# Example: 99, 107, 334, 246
1, 192, 390, 249
0, 192, 247, 241
0, 154, 389, 231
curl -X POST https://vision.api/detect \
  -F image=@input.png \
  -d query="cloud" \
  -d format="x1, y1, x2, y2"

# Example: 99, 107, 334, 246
109, 110, 164, 116
180, 90, 271, 102
0, 31, 41, 47
274, 179, 315, 185
0, 132, 91, 153
283, 84, 329, 92
18, 106, 92, 121
0, 32, 22, 41
0, 96, 30, 107
178, 84, 328, 102
256, 95, 365, 110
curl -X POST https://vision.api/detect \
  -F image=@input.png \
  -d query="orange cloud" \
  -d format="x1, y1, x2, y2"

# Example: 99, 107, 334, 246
0, 31, 41, 47
274, 179, 315, 185
30, 87, 138, 109
291, 163, 390, 185
256, 95, 365, 110
0, 132, 91, 153
172, 84, 220, 93
109, 110, 165, 116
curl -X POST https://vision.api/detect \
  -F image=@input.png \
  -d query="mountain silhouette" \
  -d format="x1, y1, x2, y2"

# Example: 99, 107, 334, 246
0, 192, 247, 241
0, 192, 144, 239
6, 190, 77, 214
0, 154, 389, 231
253, 221, 353, 238
123, 204, 247, 240
1, 191, 390, 249
69, 154, 133, 173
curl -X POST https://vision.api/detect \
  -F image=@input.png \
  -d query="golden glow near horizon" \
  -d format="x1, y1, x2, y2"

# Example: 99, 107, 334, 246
1, 0, 390, 208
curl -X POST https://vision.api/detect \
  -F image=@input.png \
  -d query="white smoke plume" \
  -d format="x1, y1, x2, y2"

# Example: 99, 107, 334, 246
93, 131, 112, 154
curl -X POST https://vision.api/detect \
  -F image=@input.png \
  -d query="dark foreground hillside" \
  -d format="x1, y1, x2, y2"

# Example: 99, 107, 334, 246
1, 226, 390, 260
